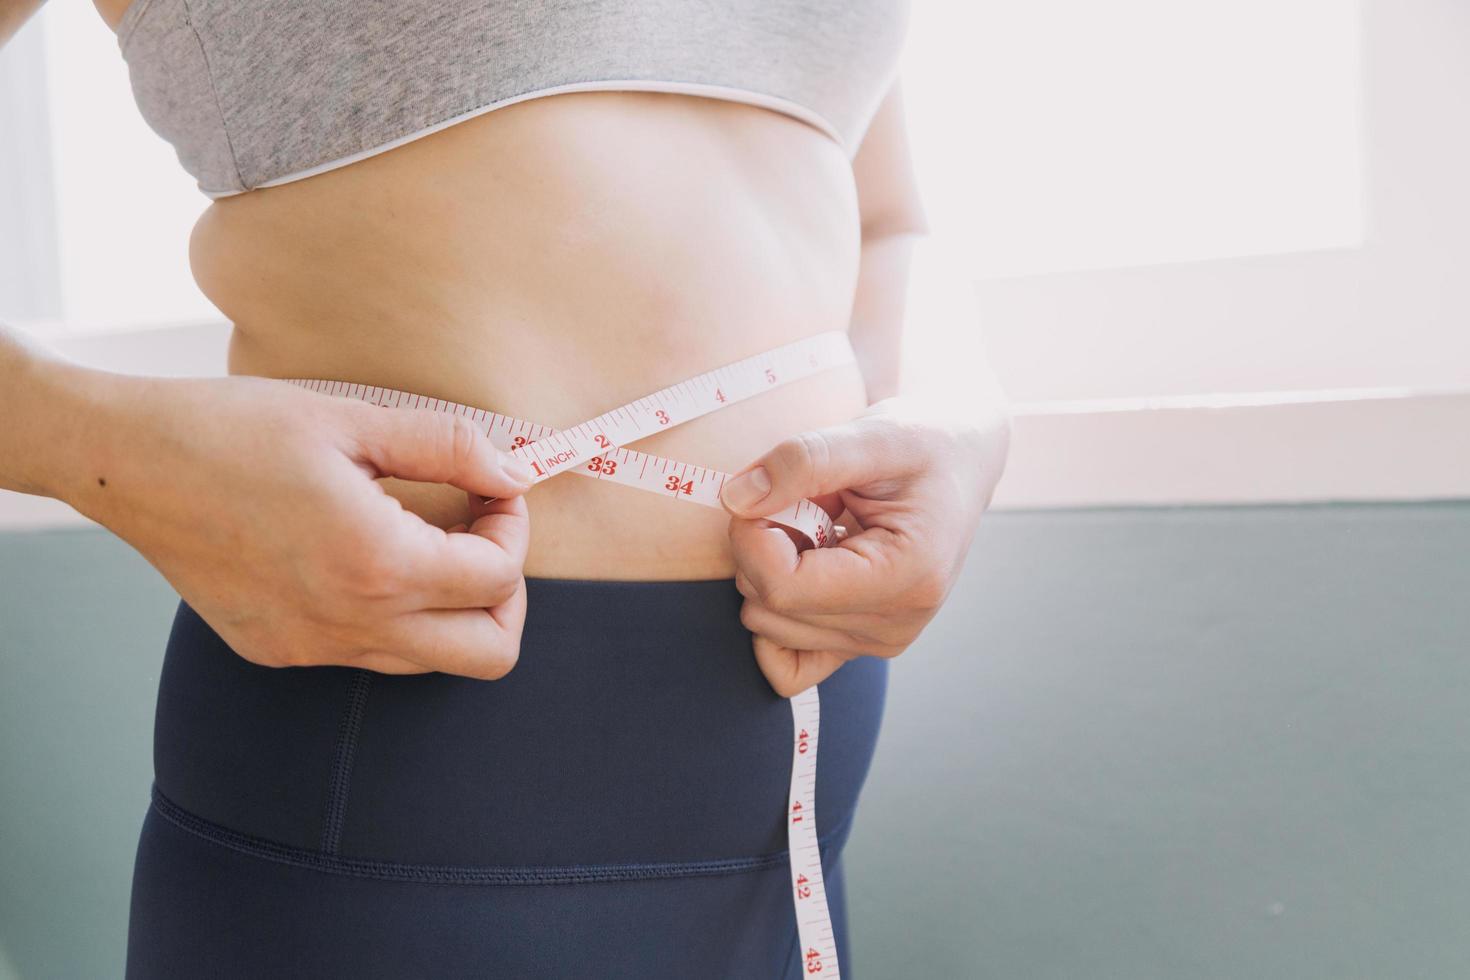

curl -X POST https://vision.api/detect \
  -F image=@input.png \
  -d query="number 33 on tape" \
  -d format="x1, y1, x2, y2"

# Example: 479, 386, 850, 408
285, 330, 855, 976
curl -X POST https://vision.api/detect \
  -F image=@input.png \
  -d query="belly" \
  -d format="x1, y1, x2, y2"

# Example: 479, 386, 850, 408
191, 91, 867, 580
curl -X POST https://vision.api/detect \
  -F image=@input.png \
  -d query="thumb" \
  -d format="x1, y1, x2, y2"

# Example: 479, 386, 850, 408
347, 405, 538, 499
718, 414, 919, 519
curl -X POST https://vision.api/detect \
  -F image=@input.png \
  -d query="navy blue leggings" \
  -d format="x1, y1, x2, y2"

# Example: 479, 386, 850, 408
126, 577, 888, 978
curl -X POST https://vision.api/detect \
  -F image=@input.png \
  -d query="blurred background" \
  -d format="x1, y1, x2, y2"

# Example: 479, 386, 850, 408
2, 0, 1467, 977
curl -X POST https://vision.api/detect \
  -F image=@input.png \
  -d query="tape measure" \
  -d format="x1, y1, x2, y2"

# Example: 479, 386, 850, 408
284, 328, 857, 976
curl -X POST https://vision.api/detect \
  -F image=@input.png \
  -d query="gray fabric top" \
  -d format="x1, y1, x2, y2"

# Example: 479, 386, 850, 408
116, 0, 911, 198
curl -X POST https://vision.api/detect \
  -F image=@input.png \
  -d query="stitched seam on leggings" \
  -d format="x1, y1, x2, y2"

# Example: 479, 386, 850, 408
320, 669, 372, 855
151, 785, 858, 886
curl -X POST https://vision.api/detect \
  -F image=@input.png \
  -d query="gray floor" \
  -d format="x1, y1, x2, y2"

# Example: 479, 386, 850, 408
2, 503, 1467, 979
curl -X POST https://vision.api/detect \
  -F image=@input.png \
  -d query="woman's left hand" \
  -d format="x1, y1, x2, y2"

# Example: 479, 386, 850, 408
720, 395, 1011, 697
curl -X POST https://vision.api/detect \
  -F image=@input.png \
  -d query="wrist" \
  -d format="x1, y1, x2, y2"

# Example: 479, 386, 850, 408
23, 355, 150, 519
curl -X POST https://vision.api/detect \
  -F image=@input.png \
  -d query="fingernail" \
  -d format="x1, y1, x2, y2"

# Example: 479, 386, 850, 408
500, 452, 537, 485
721, 466, 771, 512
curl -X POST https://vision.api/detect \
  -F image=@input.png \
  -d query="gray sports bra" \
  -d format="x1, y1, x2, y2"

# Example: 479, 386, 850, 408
115, 0, 912, 198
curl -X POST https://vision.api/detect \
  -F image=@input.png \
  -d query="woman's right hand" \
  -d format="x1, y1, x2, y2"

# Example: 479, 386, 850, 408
62, 364, 536, 680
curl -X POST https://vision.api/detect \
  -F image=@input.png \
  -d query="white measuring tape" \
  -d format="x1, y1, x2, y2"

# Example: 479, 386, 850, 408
284, 329, 856, 976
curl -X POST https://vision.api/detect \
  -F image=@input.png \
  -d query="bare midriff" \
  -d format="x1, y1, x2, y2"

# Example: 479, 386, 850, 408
187, 91, 869, 580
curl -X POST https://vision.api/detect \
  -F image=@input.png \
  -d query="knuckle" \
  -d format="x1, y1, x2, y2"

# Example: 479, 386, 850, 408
756, 573, 806, 615
463, 549, 522, 607
236, 645, 282, 669
739, 600, 761, 631
338, 541, 401, 598
732, 568, 753, 599
762, 582, 796, 615
337, 400, 388, 455
872, 640, 907, 660
289, 640, 325, 667
259, 640, 310, 669
473, 642, 521, 681
488, 542, 524, 580
487, 568, 523, 607
774, 430, 830, 486
875, 617, 919, 647
911, 569, 950, 612
441, 413, 483, 473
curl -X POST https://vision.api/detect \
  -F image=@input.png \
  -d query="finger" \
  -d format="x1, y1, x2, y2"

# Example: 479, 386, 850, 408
728, 516, 899, 615
718, 416, 925, 520
381, 604, 525, 681
483, 569, 529, 635
735, 568, 905, 638
751, 633, 850, 698
739, 598, 868, 657
347, 403, 538, 499
466, 491, 532, 567
398, 494, 531, 609
468, 491, 534, 582
734, 567, 756, 598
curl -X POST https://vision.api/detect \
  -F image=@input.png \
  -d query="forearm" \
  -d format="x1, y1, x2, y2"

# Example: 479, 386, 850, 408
845, 232, 1013, 497
847, 229, 923, 405
0, 323, 126, 513
849, 231, 1009, 414
1, 0, 44, 48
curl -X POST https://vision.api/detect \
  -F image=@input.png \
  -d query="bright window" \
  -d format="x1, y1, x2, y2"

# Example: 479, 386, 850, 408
902, 0, 1365, 278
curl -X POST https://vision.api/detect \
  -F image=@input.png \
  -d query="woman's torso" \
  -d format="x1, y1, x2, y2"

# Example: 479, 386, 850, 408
101, 9, 899, 966
99, 0, 885, 580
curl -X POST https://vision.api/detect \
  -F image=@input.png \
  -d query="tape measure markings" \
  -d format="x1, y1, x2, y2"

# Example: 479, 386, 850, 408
288, 332, 851, 551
